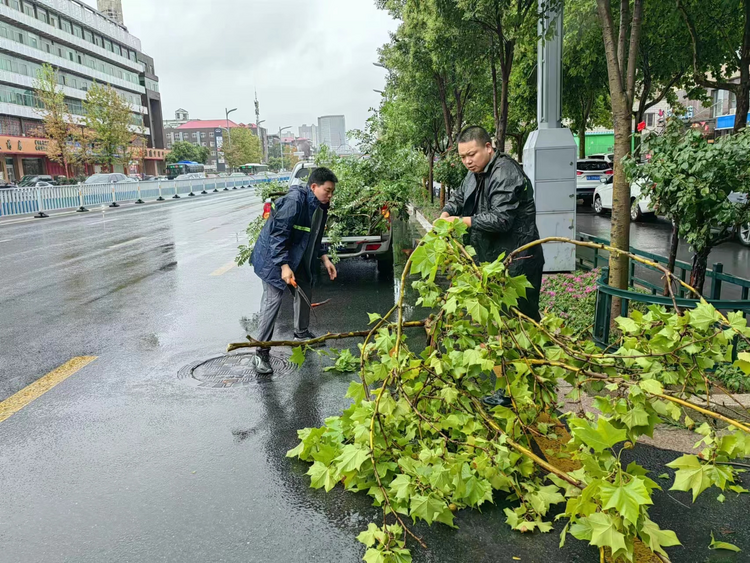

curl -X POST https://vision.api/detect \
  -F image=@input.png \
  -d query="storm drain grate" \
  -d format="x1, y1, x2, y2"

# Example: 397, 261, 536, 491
178, 353, 296, 388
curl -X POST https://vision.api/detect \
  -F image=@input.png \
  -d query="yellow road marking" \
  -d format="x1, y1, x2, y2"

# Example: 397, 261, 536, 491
0, 356, 98, 424
210, 261, 237, 276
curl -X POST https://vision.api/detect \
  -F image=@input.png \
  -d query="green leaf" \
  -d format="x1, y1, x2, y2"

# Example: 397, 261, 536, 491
334, 444, 370, 473
345, 380, 367, 403
363, 548, 386, 563
465, 299, 489, 324
599, 477, 652, 526
638, 379, 664, 395
710, 531, 742, 552
290, 346, 306, 367
639, 518, 681, 557
368, 313, 382, 325
667, 455, 713, 501
410, 494, 449, 525
307, 461, 339, 492
286, 441, 304, 459
616, 317, 640, 334
569, 418, 628, 453
440, 386, 459, 404
689, 302, 720, 331
357, 523, 385, 548
571, 513, 627, 554
735, 352, 750, 375
619, 406, 651, 430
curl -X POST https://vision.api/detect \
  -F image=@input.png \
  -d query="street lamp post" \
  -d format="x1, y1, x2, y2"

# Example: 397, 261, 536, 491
257, 119, 266, 162
225, 107, 237, 172
279, 126, 292, 171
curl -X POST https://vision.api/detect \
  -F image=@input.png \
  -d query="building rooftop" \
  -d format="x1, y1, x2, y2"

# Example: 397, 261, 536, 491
177, 120, 240, 130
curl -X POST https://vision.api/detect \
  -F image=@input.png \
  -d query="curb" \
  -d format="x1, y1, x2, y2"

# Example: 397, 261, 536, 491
407, 204, 434, 234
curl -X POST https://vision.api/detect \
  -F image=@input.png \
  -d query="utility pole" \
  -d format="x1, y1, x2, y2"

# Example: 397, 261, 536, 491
254, 91, 265, 162
225, 107, 237, 171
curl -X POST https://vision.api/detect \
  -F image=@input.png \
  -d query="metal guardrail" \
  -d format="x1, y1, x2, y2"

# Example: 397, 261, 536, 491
0, 174, 291, 218
592, 267, 750, 348
576, 232, 750, 301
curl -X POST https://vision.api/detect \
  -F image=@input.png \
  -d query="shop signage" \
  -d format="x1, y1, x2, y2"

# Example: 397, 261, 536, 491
0, 136, 51, 155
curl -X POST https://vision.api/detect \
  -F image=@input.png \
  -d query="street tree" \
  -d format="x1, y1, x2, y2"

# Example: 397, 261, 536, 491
562, 0, 611, 159
454, 0, 539, 149
628, 120, 750, 292
33, 64, 83, 177
222, 127, 263, 169
166, 141, 202, 164
676, 0, 750, 133
596, 0, 644, 306
84, 82, 134, 170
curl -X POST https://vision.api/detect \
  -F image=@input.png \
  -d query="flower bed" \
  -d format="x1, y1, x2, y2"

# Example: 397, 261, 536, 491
539, 269, 600, 335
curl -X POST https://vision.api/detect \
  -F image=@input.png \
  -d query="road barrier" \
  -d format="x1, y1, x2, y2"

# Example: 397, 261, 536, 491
0, 173, 291, 218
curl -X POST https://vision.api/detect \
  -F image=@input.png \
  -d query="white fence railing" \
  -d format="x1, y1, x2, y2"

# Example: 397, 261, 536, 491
0, 173, 291, 218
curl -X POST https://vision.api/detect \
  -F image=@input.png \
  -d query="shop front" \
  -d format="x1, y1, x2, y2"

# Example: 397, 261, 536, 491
0, 135, 52, 183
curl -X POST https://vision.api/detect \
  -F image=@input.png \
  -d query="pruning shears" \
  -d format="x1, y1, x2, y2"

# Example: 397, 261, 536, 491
291, 279, 319, 320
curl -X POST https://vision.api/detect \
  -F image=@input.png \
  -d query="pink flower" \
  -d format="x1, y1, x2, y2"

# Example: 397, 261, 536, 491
548, 291, 556, 297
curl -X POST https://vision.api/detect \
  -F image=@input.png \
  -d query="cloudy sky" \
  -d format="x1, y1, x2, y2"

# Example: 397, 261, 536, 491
81, 0, 398, 136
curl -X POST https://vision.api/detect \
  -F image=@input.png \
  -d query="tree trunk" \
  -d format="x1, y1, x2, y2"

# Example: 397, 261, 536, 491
609, 100, 633, 293
664, 218, 680, 296
440, 183, 446, 210
490, 42, 501, 147
690, 247, 710, 295
497, 42, 514, 152
578, 124, 587, 159
735, 83, 749, 133
428, 151, 435, 205
737, 0, 750, 133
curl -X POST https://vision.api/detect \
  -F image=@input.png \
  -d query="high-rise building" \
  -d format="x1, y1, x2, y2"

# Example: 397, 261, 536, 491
97, 0, 124, 26
299, 123, 318, 147
317, 115, 346, 149
0, 0, 166, 180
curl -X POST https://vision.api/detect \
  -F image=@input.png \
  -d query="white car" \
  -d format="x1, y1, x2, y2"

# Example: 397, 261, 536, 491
577, 159, 613, 204
288, 162, 317, 188
593, 176, 654, 222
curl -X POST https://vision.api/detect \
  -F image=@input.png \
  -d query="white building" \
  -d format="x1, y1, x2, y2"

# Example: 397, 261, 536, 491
317, 115, 346, 149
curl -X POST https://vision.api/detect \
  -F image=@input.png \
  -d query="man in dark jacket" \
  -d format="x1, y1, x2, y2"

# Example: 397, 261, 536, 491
440, 126, 544, 321
250, 167, 338, 374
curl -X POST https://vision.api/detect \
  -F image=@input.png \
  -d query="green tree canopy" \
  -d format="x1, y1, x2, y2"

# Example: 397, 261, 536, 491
84, 82, 135, 169
166, 141, 210, 164
223, 128, 263, 169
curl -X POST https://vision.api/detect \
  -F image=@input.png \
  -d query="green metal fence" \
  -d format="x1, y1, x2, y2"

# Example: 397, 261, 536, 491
575, 233, 750, 347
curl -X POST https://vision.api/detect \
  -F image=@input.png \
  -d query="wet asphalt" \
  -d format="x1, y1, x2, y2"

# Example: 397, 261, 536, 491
0, 194, 747, 563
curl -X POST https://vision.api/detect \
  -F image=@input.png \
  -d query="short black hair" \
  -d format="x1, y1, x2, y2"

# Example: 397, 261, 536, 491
308, 166, 338, 187
458, 126, 492, 147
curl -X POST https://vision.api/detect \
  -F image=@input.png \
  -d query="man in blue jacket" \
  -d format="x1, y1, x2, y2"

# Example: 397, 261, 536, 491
250, 167, 338, 375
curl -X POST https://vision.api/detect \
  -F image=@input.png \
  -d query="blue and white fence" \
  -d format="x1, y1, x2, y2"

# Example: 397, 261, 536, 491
0, 173, 291, 218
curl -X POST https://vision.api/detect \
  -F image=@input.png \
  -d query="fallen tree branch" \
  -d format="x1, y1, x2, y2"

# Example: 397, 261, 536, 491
226, 321, 428, 352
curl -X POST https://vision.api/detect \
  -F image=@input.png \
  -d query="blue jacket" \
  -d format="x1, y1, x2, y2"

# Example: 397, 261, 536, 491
251, 185, 327, 290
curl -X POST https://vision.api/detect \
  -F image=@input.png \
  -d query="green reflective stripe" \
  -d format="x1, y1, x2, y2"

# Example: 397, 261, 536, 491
271, 202, 276, 210
293, 225, 311, 232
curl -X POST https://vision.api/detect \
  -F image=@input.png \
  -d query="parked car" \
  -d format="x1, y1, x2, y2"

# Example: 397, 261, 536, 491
17, 174, 56, 187
284, 161, 394, 269
577, 159, 612, 204
588, 153, 615, 165
0, 182, 16, 189
593, 176, 654, 222
84, 173, 136, 185
728, 192, 750, 247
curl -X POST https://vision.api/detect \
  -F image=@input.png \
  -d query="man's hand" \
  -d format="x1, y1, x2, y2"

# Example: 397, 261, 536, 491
281, 264, 296, 286
434, 212, 450, 225
322, 255, 337, 281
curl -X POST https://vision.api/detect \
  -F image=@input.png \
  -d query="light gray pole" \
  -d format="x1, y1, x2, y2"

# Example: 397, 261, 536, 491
279, 126, 291, 171
523, 0, 578, 273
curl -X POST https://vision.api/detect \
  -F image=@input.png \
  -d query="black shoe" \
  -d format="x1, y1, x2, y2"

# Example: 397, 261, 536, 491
253, 350, 273, 375
294, 330, 325, 348
481, 390, 513, 408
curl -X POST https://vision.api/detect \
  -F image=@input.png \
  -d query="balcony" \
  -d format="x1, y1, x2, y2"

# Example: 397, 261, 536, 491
0, 102, 150, 136
0, 4, 142, 74
35, 0, 141, 50
0, 37, 145, 94
0, 69, 148, 114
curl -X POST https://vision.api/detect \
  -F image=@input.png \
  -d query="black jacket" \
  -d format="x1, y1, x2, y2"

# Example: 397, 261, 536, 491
442, 153, 544, 278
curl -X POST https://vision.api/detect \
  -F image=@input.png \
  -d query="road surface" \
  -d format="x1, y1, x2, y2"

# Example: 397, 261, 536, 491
0, 194, 747, 562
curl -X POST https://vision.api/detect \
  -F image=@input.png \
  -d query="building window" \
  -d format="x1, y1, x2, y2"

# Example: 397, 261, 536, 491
73, 25, 82, 39
94, 35, 101, 47
85, 30, 93, 43
50, 14, 57, 28
10, 0, 20, 11
645, 113, 654, 127
23, 3, 34, 17
36, 8, 47, 24
210, 141, 215, 147
27, 33, 38, 49
61, 19, 71, 34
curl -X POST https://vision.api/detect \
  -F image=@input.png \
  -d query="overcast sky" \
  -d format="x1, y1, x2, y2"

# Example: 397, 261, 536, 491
81, 0, 398, 137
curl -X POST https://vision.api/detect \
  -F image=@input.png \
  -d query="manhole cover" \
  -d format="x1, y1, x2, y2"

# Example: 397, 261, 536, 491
178, 353, 296, 388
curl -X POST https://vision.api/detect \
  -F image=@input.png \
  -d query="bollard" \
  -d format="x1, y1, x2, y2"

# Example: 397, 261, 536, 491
34, 187, 49, 218
172, 180, 180, 199
157, 181, 165, 201
200, 178, 208, 195
213, 180, 219, 193
223, 181, 229, 191
76, 186, 89, 212
135, 182, 145, 204
109, 183, 119, 207
188, 179, 196, 197
232, 181, 238, 190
